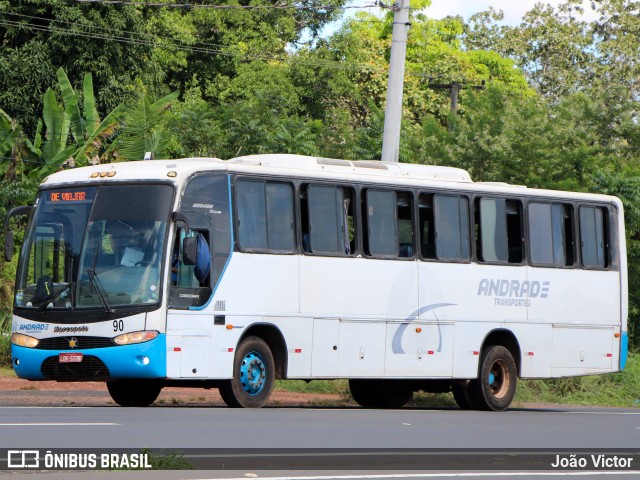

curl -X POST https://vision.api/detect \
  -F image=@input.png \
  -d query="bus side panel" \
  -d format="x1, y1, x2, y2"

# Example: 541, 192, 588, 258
528, 270, 620, 328
311, 318, 340, 377
214, 254, 299, 316
385, 320, 455, 377
302, 256, 417, 379
420, 263, 526, 379
551, 325, 614, 374
166, 312, 229, 379
529, 269, 620, 375
300, 256, 418, 320
268, 316, 313, 378
506, 323, 552, 378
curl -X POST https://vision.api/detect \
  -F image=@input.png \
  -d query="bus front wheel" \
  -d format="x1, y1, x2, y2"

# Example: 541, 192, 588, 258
219, 336, 275, 408
469, 345, 517, 411
107, 380, 162, 407
349, 379, 413, 408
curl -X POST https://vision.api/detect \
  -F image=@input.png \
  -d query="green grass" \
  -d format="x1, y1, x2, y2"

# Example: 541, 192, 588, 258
514, 352, 640, 408
0, 366, 15, 377
274, 353, 640, 409
274, 379, 349, 395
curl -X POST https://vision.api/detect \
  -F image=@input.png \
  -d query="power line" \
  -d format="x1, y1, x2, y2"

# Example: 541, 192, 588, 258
73, 0, 390, 11
0, 12, 382, 72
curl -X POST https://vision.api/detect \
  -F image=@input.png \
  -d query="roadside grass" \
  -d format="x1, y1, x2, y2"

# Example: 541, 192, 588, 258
514, 352, 640, 408
275, 353, 640, 409
274, 379, 349, 395
0, 312, 10, 368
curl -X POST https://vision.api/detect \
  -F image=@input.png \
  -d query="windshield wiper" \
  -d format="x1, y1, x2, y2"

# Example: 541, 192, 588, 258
36, 282, 74, 313
86, 269, 114, 313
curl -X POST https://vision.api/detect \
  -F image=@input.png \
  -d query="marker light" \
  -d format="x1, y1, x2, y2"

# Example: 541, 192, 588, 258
11, 333, 39, 348
113, 330, 159, 346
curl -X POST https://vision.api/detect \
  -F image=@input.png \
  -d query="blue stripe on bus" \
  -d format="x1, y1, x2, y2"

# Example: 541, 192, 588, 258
620, 331, 628, 371
11, 334, 167, 380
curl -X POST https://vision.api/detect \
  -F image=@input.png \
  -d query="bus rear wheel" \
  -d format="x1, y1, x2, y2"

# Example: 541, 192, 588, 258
219, 336, 275, 408
469, 345, 517, 411
349, 379, 413, 408
107, 380, 162, 407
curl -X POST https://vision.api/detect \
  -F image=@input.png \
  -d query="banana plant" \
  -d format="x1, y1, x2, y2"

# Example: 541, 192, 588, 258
0, 109, 43, 180
38, 68, 126, 175
107, 90, 179, 162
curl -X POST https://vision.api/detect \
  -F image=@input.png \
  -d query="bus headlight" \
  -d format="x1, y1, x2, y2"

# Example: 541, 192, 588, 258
113, 330, 159, 346
11, 333, 40, 348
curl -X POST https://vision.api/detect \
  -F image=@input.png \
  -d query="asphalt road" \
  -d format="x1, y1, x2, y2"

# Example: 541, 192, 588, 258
1, 405, 639, 449
1, 405, 639, 477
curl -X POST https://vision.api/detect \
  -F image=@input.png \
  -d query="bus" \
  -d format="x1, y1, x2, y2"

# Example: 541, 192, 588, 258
4, 154, 628, 411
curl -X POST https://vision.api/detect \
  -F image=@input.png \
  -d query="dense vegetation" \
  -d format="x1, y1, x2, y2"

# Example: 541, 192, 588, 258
1, 0, 639, 376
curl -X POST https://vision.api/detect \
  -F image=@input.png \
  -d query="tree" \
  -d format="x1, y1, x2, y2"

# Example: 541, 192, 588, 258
0, 0, 349, 138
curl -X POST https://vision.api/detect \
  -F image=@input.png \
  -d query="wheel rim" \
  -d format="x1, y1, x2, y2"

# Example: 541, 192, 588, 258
239, 351, 267, 396
487, 359, 509, 399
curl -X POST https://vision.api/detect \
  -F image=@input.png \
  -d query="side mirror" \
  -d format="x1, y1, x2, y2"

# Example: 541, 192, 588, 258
183, 236, 197, 266
3, 205, 33, 262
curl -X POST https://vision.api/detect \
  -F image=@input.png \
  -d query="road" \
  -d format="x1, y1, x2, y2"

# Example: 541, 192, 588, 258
1, 405, 639, 449
1, 405, 639, 478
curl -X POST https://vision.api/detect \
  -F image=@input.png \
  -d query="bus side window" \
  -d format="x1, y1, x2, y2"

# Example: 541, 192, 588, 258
434, 194, 470, 261
528, 202, 574, 267
397, 192, 414, 258
476, 197, 523, 264
172, 229, 210, 288
236, 179, 295, 253
579, 205, 608, 269
418, 195, 436, 259
303, 185, 354, 256
363, 189, 397, 257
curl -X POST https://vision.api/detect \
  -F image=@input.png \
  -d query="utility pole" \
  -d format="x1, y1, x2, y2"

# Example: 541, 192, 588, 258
427, 79, 486, 113
380, 0, 410, 163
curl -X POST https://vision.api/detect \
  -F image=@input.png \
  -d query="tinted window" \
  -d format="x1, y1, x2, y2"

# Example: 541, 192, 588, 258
580, 206, 607, 268
307, 185, 345, 254
477, 198, 522, 263
434, 195, 470, 260
478, 198, 508, 262
365, 190, 397, 256
529, 202, 572, 267
236, 179, 294, 252
266, 183, 295, 251
236, 181, 267, 250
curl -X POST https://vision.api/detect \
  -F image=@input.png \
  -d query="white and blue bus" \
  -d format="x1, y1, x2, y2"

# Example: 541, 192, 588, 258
5, 155, 628, 411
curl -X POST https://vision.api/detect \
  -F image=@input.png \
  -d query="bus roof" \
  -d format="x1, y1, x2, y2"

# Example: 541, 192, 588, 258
39, 154, 620, 205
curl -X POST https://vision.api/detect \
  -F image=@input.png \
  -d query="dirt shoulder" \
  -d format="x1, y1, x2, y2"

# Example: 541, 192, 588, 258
0, 374, 347, 408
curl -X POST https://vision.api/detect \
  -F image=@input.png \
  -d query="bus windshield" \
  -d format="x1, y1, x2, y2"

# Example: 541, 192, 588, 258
15, 184, 174, 311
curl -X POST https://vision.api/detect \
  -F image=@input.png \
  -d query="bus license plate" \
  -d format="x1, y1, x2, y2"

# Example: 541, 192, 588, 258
59, 353, 83, 363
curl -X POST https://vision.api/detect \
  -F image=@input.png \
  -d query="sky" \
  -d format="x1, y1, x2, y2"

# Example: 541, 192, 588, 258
314, 0, 597, 44
427, 0, 597, 25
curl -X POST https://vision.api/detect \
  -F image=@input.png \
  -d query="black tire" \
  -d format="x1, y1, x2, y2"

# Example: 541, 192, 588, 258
468, 345, 517, 411
451, 381, 475, 410
107, 380, 162, 407
219, 336, 275, 408
349, 379, 413, 408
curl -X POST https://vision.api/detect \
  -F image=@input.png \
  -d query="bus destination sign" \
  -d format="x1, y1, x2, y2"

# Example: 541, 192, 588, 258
49, 191, 87, 202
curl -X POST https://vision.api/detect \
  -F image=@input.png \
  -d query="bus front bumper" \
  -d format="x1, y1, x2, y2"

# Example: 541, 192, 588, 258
11, 334, 167, 380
